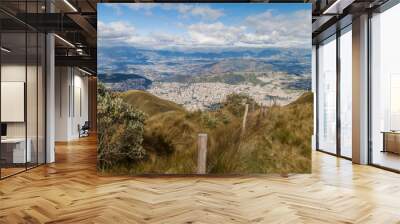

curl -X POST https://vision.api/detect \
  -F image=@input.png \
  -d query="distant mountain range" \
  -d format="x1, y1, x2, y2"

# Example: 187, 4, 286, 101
98, 46, 311, 91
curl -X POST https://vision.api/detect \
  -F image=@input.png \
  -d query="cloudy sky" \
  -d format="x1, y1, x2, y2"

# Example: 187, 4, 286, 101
98, 3, 311, 50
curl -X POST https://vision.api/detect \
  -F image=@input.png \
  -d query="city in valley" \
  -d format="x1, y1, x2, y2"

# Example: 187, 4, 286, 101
148, 72, 306, 111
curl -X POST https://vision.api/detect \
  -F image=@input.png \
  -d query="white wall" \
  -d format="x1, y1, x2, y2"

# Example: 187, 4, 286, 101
55, 66, 70, 141
72, 73, 89, 138
55, 67, 89, 141
1, 65, 26, 139
1, 65, 42, 137
1, 63, 46, 164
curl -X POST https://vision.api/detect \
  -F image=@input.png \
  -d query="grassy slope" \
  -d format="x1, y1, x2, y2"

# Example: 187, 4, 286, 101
119, 91, 313, 174
238, 92, 313, 173
120, 90, 184, 117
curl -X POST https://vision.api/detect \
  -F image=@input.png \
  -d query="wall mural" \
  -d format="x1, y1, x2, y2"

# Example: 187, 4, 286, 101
97, 3, 313, 174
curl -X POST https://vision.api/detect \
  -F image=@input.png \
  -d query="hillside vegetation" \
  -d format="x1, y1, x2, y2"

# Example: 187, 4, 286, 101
100, 89, 313, 175
97, 84, 146, 172
121, 90, 184, 116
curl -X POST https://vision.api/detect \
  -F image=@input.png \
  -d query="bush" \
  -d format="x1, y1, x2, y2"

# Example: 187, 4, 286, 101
224, 93, 257, 117
97, 83, 147, 171
220, 113, 231, 125
201, 113, 218, 128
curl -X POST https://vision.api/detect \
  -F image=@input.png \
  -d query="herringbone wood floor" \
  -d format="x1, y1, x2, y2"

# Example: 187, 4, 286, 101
1, 136, 400, 224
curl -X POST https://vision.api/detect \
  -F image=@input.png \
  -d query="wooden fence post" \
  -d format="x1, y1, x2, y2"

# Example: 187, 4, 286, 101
242, 104, 249, 135
197, 133, 208, 174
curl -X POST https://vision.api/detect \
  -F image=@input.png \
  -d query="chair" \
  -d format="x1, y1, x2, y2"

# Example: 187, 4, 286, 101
79, 121, 90, 138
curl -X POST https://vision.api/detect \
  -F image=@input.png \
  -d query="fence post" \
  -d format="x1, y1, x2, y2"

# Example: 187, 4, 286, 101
197, 133, 208, 174
242, 104, 249, 135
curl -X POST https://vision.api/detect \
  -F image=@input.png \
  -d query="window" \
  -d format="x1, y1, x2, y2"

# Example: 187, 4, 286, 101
339, 27, 352, 158
317, 35, 337, 154
370, 3, 400, 171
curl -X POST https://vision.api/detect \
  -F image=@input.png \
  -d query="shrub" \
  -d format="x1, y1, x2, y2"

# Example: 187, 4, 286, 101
220, 113, 231, 125
201, 113, 218, 128
97, 83, 147, 171
224, 93, 257, 117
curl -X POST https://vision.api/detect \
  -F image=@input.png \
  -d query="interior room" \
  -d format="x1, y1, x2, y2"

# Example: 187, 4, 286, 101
0, 0, 400, 223
0, 6, 46, 178
0, 0, 96, 179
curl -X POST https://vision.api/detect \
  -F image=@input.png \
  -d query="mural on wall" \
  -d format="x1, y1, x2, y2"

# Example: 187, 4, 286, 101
97, 3, 313, 174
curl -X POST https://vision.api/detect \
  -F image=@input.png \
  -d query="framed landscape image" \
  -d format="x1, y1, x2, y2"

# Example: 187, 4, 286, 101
97, 3, 312, 175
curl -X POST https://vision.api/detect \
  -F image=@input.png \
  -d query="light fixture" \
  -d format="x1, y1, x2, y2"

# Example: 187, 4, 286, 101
322, 0, 354, 15
54, 34, 75, 48
1, 47, 11, 53
63, 0, 78, 12
78, 67, 92, 76
76, 48, 86, 56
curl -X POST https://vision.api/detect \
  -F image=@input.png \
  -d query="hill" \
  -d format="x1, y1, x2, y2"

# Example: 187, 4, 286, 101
120, 90, 184, 117
289, 92, 313, 105
99, 73, 152, 91
204, 58, 274, 75
112, 90, 313, 174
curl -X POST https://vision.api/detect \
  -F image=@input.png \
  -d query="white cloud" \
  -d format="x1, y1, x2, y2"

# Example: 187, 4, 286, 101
243, 9, 311, 48
98, 20, 186, 48
241, 33, 271, 45
104, 3, 158, 16
188, 22, 245, 46
121, 3, 224, 21
181, 5, 224, 20
175, 4, 192, 14
104, 4, 123, 16
98, 8, 311, 49
97, 21, 136, 40
125, 3, 158, 10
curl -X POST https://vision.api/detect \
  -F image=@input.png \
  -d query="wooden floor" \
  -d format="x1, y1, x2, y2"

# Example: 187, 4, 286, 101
0, 167, 26, 178
372, 150, 400, 171
1, 136, 400, 223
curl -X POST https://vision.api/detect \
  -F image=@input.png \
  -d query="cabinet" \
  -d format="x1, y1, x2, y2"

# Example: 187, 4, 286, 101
382, 132, 400, 154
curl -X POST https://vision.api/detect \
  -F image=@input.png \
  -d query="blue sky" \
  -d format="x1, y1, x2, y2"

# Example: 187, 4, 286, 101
98, 3, 311, 49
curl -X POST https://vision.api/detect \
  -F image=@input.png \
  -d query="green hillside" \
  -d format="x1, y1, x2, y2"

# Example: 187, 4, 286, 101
120, 90, 184, 117
109, 90, 313, 175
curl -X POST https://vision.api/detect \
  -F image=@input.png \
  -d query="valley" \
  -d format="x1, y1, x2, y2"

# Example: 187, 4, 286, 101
98, 46, 311, 110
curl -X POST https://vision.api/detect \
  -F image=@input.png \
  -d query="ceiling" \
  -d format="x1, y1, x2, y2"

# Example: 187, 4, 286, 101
1, 0, 395, 73
0, 0, 98, 74
310, 0, 391, 43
